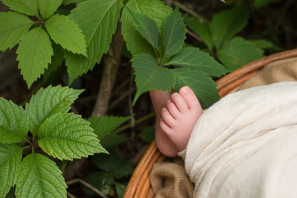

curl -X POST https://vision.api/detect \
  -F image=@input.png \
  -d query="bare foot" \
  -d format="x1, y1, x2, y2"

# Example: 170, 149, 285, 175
160, 86, 203, 152
149, 90, 179, 157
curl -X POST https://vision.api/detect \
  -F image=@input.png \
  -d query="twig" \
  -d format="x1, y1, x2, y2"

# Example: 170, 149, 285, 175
67, 192, 76, 198
108, 87, 136, 110
165, 0, 172, 7
128, 70, 135, 132
173, 1, 209, 23
66, 178, 107, 198
187, 29, 203, 42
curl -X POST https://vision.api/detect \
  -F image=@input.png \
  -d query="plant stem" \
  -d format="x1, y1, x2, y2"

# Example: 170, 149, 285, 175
66, 179, 107, 198
173, 1, 209, 23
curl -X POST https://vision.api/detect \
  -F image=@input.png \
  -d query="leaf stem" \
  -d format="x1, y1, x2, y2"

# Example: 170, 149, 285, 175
66, 179, 107, 198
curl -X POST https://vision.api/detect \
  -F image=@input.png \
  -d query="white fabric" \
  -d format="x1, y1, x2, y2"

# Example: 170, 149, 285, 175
178, 82, 297, 198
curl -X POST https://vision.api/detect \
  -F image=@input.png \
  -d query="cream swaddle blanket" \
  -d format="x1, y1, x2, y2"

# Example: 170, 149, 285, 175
178, 81, 297, 198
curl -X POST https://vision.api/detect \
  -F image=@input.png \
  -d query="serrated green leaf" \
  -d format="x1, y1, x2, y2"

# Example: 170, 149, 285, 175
163, 6, 186, 57
25, 85, 83, 136
132, 54, 176, 105
88, 115, 131, 139
0, 98, 28, 144
185, 16, 213, 50
64, 0, 122, 84
254, 0, 280, 7
92, 149, 134, 179
38, 113, 107, 160
121, 0, 172, 56
45, 14, 87, 56
248, 39, 281, 50
0, 144, 23, 198
0, 12, 33, 52
100, 133, 127, 149
15, 153, 67, 198
126, 7, 160, 50
216, 37, 264, 70
62, 0, 86, 5
167, 48, 230, 77
38, 0, 63, 19
1, 0, 38, 16
172, 68, 220, 109
17, 27, 53, 88
210, 6, 250, 49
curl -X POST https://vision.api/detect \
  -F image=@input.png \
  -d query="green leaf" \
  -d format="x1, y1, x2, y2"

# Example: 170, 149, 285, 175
172, 68, 220, 109
64, 0, 122, 84
45, 14, 87, 56
0, 98, 28, 144
0, 144, 23, 198
1, 0, 38, 16
15, 153, 67, 198
115, 183, 126, 198
92, 149, 134, 178
121, 0, 172, 56
185, 16, 213, 50
248, 39, 281, 50
84, 172, 114, 195
62, 0, 86, 5
140, 126, 155, 144
216, 37, 264, 70
163, 6, 186, 57
254, 0, 280, 7
100, 133, 127, 149
38, 0, 63, 19
210, 6, 250, 49
88, 115, 131, 139
0, 12, 33, 52
125, 7, 160, 50
167, 48, 230, 76
17, 27, 53, 88
38, 113, 107, 160
25, 85, 83, 136
132, 54, 176, 105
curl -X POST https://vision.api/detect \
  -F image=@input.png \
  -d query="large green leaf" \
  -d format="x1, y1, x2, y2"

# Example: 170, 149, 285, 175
45, 14, 87, 56
167, 48, 229, 77
0, 144, 23, 198
38, 113, 107, 160
1, 0, 38, 16
216, 37, 264, 70
254, 0, 280, 7
88, 115, 131, 139
132, 54, 176, 105
62, 0, 86, 5
172, 68, 219, 109
0, 98, 28, 144
121, 0, 172, 56
163, 6, 186, 57
126, 7, 160, 50
25, 85, 83, 136
38, 0, 63, 19
0, 12, 33, 52
210, 6, 250, 49
185, 16, 213, 50
17, 27, 53, 88
15, 153, 67, 198
64, 0, 122, 83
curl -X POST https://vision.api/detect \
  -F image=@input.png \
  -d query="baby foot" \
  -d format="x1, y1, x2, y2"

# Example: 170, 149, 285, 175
160, 86, 203, 152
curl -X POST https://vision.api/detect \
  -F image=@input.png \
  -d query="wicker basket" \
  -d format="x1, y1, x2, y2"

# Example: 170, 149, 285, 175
123, 49, 297, 198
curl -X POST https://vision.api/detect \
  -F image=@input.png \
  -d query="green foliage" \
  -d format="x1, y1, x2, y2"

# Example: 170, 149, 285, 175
38, 0, 63, 19
1, 0, 39, 16
0, 86, 106, 198
140, 126, 155, 143
254, 0, 280, 7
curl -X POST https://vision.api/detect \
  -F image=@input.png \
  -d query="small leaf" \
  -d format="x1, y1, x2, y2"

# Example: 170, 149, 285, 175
92, 149, 134, 179
88, 115, 131, 139
254, 0, 280, 7
0, 98, 28, 144
121, 0, 172, 56
172, 68, 220, 109
167, 48, 230, 77
132, 54, 176, 105
216, 37, 264, 70
15, 153, 67, 198
45, 14, 87, 56
25, 85, 83, 136
163, 6, 186, 57
17, 27, 53, 88
140, 126, 155, 144
0, 144, 23, 198
84, 172, 114, 195
210, 6, 250, 49
65, 0, 122, 83
100, 133, 127, 149
0, 12, 33, 52
185, 16, 213, 50
115, 183, 126, 198
38, 113, 107, 160
1, 0, 39, 16
38, 0, 63, 19
125, 7, 160, 50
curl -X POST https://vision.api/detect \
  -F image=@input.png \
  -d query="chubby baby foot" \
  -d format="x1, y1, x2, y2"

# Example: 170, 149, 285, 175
160, 86, 203, 152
